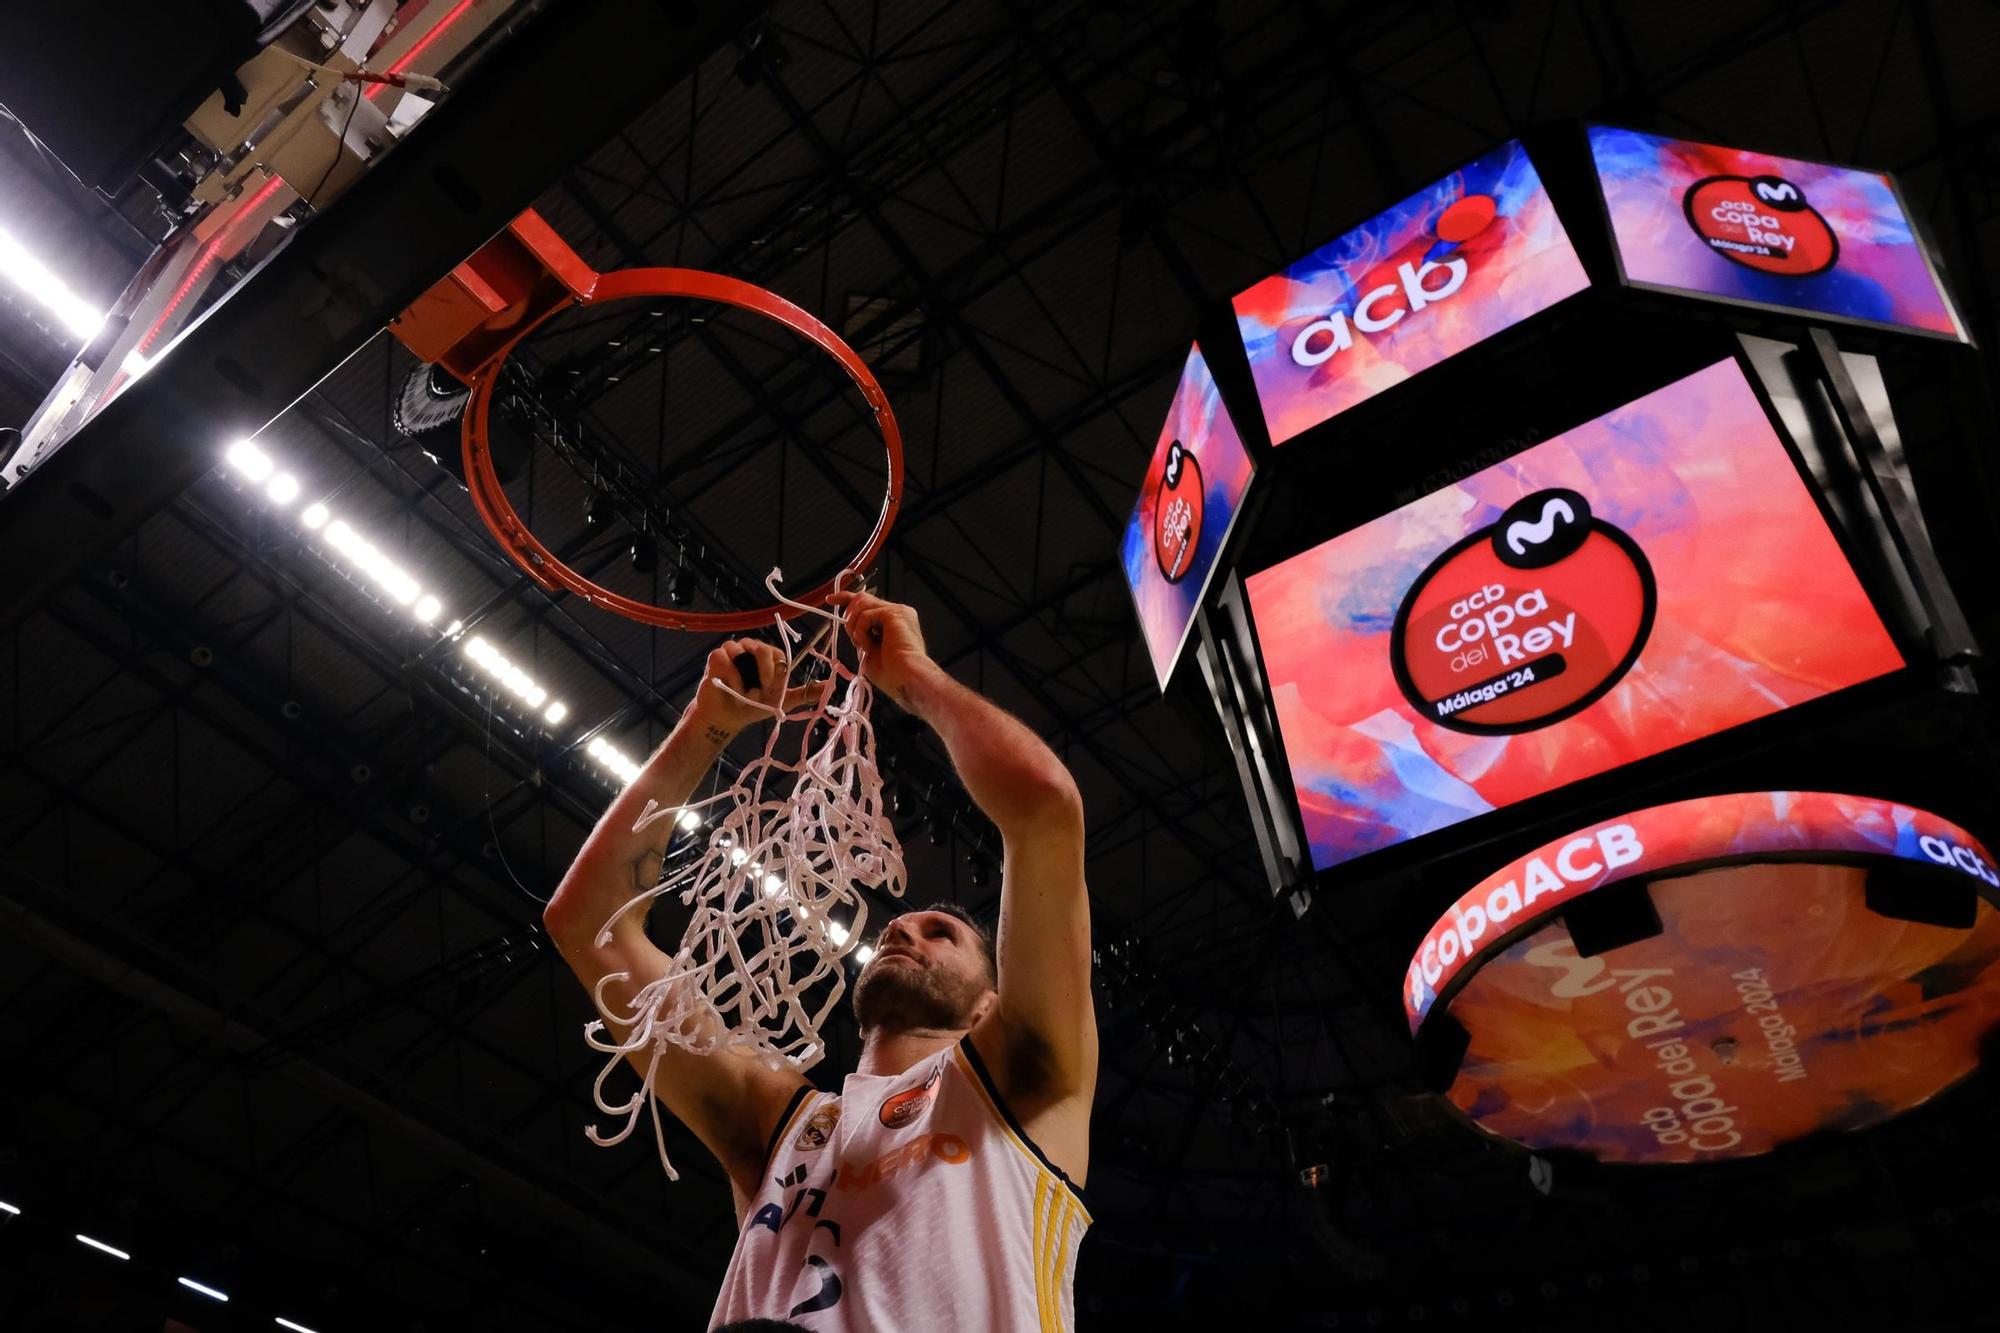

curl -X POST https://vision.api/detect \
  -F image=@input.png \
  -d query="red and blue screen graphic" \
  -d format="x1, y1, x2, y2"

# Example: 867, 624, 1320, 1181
1233, 138, 1589, 446
1244, 359, 1905, 873
1122, 343, 1255, 689
1591, 125, 1966, 339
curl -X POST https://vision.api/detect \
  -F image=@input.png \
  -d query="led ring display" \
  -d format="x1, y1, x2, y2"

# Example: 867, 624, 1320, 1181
1409, 792, 2000, 1164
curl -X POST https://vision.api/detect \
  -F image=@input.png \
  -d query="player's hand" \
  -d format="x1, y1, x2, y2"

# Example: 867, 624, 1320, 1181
827, 587, 932, 705
686, 638, 815, 739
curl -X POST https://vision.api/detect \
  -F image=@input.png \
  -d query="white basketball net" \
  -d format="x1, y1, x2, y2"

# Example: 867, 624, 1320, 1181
581, 570, 905, 1180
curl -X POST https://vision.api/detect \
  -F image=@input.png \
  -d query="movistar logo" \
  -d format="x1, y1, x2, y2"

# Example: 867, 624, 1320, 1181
1288, 258, 1469, 367
1504, 496, 1576, 557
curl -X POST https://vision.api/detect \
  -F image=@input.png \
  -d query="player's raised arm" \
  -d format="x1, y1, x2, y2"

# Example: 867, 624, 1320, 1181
831, 592, 1097, 1128
543, 639, 811, 1210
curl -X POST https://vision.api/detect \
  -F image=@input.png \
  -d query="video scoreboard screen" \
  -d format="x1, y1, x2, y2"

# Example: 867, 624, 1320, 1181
1121, 342, 1256, 690
1244, 358, 1905, 872
1590, 125, 1967, 340
1232, 138, 1590, 446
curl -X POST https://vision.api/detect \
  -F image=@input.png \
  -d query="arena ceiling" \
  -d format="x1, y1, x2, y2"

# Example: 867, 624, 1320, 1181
4, 1, 2000, 1329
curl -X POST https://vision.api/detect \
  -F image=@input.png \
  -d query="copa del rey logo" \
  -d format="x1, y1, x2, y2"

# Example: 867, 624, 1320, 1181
1389, 487, 1656, 735
1683, 173, 1837, 278
1151, 439, 1203, 584
1287, 193, 1497, 368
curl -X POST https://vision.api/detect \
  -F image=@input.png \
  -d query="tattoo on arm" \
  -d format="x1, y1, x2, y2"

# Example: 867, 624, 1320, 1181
704, 724, 731, 746
631, 844, 665, 895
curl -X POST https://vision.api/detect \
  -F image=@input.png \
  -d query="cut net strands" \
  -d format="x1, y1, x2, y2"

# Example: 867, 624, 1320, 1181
583, 570, 906, 1180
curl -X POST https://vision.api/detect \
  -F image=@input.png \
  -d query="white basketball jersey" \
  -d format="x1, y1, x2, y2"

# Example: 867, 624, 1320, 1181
709, 1037, 1090, 1332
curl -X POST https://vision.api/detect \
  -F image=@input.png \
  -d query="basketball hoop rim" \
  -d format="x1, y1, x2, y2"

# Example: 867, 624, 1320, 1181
460, 266, 904, 631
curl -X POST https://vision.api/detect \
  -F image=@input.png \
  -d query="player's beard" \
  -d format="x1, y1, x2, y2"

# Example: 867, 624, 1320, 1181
852, 954, 988, 1034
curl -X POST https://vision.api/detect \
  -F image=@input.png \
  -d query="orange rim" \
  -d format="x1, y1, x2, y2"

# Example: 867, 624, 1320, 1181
460, 267, 903, 631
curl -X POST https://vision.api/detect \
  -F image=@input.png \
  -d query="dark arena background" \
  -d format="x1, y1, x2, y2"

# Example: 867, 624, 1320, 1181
4, 2, 2000, 1330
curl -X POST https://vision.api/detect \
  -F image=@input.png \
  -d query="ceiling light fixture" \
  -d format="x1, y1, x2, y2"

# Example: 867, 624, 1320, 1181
462, 636, 567, 730
584, 733, 643, 784
225, 439, 274, 481
0, 226, 105, 340
221, 440, 451, 625
178, 1277, 229, 1302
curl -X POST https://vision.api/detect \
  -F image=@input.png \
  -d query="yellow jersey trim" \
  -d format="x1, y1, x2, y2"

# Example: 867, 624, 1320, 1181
1033, 1174, 1054, 1332
950, 1043, 1093, 1223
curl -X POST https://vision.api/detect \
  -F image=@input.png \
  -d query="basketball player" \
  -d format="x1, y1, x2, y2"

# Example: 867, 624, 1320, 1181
544, 589, 1096, 1330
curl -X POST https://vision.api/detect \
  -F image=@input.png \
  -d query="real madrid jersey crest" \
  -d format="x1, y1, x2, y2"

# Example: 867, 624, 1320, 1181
709, 1037, 1089, 1332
